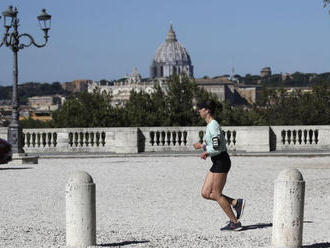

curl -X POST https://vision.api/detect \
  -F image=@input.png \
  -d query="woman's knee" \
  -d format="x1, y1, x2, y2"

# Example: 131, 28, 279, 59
210, 192, 225, 202
209, 191, 219, 201
201, 190, 211, 199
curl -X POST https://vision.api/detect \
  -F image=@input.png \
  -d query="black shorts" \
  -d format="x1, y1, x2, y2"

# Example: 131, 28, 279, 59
210, 151, 231, 173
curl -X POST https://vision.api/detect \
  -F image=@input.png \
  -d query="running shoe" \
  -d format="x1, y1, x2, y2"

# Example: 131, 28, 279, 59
220, 221, 242, 231
234, 199, 246, 220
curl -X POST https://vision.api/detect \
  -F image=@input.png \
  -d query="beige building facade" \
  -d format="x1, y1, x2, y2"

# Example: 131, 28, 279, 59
28, 95, 63, 112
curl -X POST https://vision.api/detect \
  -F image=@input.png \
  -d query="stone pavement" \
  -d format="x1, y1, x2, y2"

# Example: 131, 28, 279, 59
0, 155, 329, 247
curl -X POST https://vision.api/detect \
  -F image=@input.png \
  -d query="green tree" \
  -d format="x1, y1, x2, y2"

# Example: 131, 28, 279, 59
256, 84, 330, 125
52, 90, 116, 127
123, 90, 155, 126
20, 118, 53, 128
149, 84, 170, 126
324, 0, 330, 7
167, 74, 197, 126
217, 102, 265, 126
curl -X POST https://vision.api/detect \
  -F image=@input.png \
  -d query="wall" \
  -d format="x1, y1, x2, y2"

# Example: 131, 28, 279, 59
21, 127, 138, 154
1, 125, 329, 154
270, 126, 330, 151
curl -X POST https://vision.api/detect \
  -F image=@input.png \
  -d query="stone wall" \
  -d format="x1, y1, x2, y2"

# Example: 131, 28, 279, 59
270, 126, 330, 151
138, 126, 269, 152
1, 126, 329, 154
21, 127, 138, 154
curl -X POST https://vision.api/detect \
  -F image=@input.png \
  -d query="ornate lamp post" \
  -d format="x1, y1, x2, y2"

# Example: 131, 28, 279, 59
0, 6, 51, 155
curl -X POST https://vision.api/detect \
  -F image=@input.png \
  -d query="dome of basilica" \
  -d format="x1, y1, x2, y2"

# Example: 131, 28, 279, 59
150, 25, 193, 78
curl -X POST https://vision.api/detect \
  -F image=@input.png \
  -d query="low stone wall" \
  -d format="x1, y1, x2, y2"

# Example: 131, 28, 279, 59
138, 126, 270, 152
21, 127, 138, 154
1, 125, 330, 153
270, 126, 330, 151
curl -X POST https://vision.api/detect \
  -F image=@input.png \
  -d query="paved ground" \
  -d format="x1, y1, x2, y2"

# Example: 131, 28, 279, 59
0, 156, 330, 248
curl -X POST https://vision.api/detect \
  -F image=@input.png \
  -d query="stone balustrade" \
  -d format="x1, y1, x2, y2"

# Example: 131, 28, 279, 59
1, 125, 330, 154
21, 127, 138, 154
138, 126, 269, 152
270, 125, 330, 151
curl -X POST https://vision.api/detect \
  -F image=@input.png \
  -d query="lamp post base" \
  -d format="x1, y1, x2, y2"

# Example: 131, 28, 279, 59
9, 153, 39, 165
7, 122, 24, 154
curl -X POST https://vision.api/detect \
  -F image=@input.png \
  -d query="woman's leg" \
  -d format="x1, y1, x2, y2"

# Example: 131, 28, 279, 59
201, 173, 236, 204
210, 173, 238, 223
201, 172, 239, 222
222, 194, 237, 206
201, 171, 214, 200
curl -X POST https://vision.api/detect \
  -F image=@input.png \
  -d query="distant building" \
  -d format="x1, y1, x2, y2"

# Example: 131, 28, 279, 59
235, 86, 262, 105
0, 107, 11, 126
195, 77, 232, 101
89, 25, 195, 106
62, 79, 91, 93
282, 72, 292, 81
284, 87, 313, 95
19, 111, 52, 122
196, 77, 262, 105
28, 95, 63, 112
0, 103, 12, 125
261, 67, 272, 78
88, 25, 262, 106
88, 67, 158, 106
0, 100, 11, 106
150, 24, 194, 78
17, 95, 65, 122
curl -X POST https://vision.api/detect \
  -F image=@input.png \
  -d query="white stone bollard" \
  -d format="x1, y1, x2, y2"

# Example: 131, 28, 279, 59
65, 171, 96, 248
272, 168, 305, 248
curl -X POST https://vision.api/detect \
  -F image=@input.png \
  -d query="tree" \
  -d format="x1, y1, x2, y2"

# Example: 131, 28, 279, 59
20, 118, 53, 128
324, 0, 330, 7
167, 74, 197, 126
52, 90, 117, 127
255, 84, 330, 125
149, 84, 170, 126
324, 0, 330, 13
123, 90, 155, 127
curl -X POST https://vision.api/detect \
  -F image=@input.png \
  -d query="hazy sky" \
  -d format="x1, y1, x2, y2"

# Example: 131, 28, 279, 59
0, 0, 329, 86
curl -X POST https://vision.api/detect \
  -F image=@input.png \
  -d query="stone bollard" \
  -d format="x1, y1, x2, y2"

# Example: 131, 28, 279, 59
65, 171, 96, 248
272, 168, 305, 248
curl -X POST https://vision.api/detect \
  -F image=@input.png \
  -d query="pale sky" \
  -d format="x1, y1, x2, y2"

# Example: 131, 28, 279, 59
0, 0, 329, 86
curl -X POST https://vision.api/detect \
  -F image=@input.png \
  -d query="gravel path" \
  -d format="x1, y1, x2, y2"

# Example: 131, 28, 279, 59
0, 156, 329, 248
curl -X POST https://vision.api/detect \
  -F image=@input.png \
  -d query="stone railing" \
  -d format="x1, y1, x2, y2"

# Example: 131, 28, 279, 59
270, 126, 330, 151
21, 127, 138, 154
138, 126, 269, 152
1, 125, 329, 154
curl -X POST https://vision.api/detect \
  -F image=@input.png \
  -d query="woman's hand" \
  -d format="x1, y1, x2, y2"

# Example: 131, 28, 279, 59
193, 143, 203, 149
200, 152, 209, 160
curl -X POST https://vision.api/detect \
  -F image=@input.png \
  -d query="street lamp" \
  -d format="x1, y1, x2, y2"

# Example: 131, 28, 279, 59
0, 6, 51, 154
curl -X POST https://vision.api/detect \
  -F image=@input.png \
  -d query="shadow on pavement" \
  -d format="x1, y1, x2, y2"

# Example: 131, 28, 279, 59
240, 220, 313, 231
0, 167, 33, 171
240, 223, 272, 231
100, 240, 150, 247
303, 243, 330, 248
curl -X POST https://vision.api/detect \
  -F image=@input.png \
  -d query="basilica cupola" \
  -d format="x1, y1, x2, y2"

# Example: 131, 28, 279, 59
150, 24, 194, 79
166, 24, 177, 42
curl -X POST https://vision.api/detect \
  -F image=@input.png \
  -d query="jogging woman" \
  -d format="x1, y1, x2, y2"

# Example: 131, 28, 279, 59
193, 101, 245, 231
